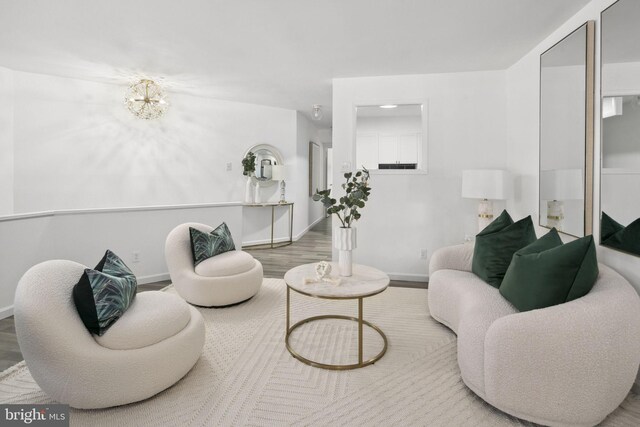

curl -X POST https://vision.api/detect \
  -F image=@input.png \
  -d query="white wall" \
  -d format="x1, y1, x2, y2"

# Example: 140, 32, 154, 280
332, 71, 507, 281
602, 95, 640, 169
0, 66, 13, 215
0, 67, 327, 318
601, 173, 640, 224
1, 68, 322, 246
0, 203, 242, 317
505, 0, 640, 388
8, 71, 296, 213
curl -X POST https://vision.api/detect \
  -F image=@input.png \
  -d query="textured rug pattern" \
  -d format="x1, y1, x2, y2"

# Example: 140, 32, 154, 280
0, 279, 638, 426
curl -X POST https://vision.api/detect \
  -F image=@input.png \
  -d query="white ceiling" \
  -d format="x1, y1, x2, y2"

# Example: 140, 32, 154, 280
0, 0, 591, 128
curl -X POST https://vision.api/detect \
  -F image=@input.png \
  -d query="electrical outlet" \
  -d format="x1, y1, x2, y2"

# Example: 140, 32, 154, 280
340, 162, 351, 172
132, 251, 140, 263
420, 248, 428, 259
226, 162, 233, 171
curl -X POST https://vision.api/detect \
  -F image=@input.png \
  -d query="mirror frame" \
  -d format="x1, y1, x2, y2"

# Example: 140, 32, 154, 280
538, 20, 595, 237
244, 144, 284, 187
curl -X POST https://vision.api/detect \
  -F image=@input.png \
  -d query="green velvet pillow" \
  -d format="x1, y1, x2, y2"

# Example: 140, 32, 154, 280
499, 229, 599, 312
189, 223, 236, 266
472, 210, 536, 288
600, 212, 640, 255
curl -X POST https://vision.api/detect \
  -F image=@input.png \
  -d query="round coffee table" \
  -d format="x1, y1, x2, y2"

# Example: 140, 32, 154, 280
284, 262, 389, 370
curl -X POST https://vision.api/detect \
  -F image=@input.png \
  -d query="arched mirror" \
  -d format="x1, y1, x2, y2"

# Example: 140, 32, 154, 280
245, 144, 284, 187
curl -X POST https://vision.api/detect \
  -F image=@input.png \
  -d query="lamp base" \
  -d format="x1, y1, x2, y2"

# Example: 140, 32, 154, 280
547, 200, 564, 231
478, 199, 494, 232
279, 180, 287, 204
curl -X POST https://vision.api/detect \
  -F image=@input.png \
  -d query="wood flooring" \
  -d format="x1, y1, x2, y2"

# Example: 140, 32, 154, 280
0, 217, 427, 371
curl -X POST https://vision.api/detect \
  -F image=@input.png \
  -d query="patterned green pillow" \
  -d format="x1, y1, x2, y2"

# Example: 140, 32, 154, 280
190, 223, 236, 266
73, 250, 137, 336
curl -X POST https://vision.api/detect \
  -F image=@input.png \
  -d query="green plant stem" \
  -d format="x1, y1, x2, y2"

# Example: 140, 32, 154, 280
336, 212, 347, 228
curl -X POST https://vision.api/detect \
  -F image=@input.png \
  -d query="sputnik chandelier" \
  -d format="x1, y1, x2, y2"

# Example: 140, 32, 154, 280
124, 79, 168, 119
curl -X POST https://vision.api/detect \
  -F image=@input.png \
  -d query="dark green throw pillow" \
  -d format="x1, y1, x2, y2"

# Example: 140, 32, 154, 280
600, 212, 640, 255
472, 210, 536, 288
190, 222, 236, 266
73, 250, 137, 336
499, 230, 599, 312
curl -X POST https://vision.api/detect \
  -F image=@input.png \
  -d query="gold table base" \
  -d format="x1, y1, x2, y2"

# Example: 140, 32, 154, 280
285, 288, 388, 370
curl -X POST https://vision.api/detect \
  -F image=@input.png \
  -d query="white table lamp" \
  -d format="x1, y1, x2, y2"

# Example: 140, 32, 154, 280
462, 169, 513, 231
540, 169, 583, 230
271, 165, 287, 203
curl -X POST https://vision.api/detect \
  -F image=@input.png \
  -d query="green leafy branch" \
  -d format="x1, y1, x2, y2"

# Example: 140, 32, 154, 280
312, 168, 371, 228
242, 152, 256, 176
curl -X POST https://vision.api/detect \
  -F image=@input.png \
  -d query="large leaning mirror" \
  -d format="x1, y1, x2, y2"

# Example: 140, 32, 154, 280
244, 144, 284, 187
601, 0, 640, 256
355, 104, 427, 172
539, 21, 594, 237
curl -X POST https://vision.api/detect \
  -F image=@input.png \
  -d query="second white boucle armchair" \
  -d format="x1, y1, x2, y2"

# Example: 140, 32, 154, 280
165, 222, 263, 307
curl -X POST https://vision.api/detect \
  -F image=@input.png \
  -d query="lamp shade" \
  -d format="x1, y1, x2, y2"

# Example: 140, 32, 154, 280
271, 165, 286, 181
462, 169, 512, 200
540, 169, 583, 201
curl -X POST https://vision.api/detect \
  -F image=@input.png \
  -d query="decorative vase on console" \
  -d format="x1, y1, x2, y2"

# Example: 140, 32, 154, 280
244, 176, 254, 204
253, 182, 260, 204
312, 167, 371, 277
242, 151, 256, 204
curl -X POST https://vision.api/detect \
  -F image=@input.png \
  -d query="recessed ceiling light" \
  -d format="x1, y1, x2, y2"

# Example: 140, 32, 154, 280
379, 104, 398, 109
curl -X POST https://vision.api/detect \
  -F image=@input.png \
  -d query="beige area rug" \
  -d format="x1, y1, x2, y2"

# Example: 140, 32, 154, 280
1, 279, 639, 426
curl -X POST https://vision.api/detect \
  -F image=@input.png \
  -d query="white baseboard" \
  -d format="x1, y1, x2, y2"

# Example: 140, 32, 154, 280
294, 216, 324, 240
242, 236, 294, 247
0, 305, 13, 320
387, 272, 429, 283
137, 272, 170, 285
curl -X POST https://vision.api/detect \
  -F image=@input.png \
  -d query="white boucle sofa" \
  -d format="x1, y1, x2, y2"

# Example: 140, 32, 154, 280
428, 243, 640, 427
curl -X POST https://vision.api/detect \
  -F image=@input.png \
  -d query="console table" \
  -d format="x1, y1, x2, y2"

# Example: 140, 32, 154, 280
243, 202, 294, 249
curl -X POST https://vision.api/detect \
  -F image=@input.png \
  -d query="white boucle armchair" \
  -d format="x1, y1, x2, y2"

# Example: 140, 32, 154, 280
165, 222, 263, 307
428, 243, 640, 427
14, 260, 205, 409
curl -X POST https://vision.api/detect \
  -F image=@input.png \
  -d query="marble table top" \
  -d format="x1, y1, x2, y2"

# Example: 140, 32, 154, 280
284, 262, 389, 299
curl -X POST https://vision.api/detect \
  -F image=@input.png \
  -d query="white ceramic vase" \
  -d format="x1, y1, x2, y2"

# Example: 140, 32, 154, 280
253, 182, 260, 204
244, 176, 254, 204
334, 227, 357, 277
